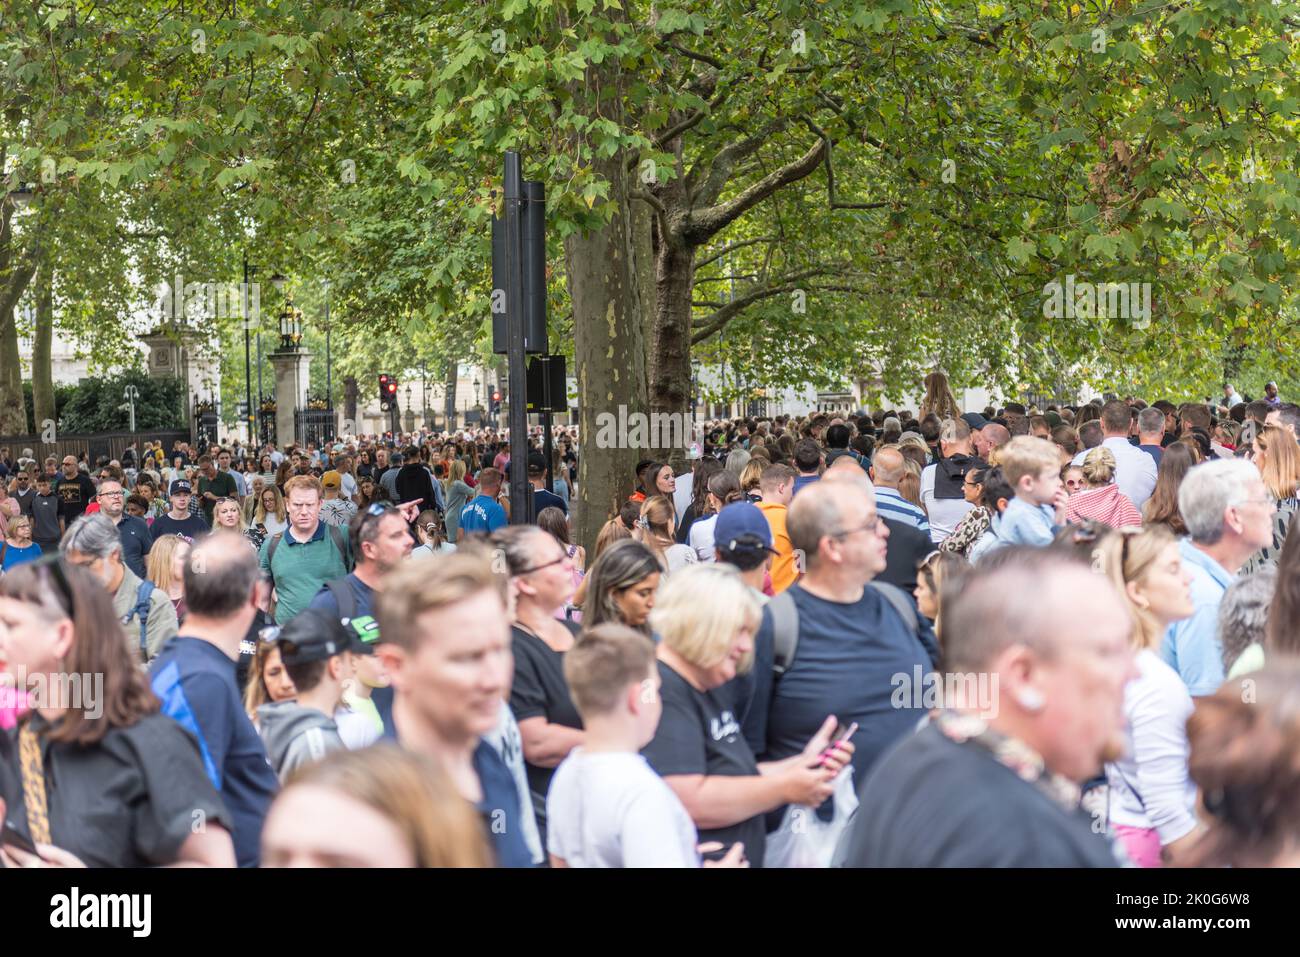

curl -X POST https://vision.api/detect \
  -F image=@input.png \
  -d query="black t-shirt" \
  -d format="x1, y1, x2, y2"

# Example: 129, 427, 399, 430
54, 472, 97, 522
150, 512, 211, 541
641, 659, 767, 867
0, 712, 232, 867
507, 623, 583, 831
840, 722, 1119, 867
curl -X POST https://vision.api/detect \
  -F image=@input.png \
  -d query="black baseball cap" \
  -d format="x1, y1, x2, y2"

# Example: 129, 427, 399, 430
169, 479, 192, 496
276, 609, 373, 664
960, 412, 989, 431
527, 452, 548, 475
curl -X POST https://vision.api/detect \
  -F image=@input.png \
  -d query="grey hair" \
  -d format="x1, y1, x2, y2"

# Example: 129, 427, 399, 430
1137, 406, 1165, 435
1218, 568, 1276, 674
724, 448, 751, 478
1178, 459, 1263, 545
60, 513, 123, 560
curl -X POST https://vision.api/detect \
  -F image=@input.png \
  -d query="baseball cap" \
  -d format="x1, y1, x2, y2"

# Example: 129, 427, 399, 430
275, 609, 373, 665
713, 501, 777, 555
321, 470, 342, 490
527, 452, 548, 475
169, 479, 192, 496
960, 412, 989, 431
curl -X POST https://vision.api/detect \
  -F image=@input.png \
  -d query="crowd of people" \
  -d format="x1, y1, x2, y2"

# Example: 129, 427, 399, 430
2, 372, 1300, 868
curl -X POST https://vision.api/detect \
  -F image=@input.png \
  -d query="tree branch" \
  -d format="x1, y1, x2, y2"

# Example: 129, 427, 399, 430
696, 236, 775, 271
691, 267, 830, 343
629, 188, 667, 217
686, 136, 826, 243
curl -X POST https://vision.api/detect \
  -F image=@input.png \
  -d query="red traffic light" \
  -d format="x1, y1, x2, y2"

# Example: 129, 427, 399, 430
492, 390, 501, 402
387, 383, 397, 394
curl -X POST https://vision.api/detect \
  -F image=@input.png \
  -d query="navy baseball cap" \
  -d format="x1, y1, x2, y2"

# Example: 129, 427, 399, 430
169, 479, 192, 496
960, 412, 989, 431
713, 502, 777, 555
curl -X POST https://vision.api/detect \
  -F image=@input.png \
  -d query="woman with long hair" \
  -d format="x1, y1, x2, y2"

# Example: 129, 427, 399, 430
913, 550, 968, 646
1183, 662, 1300, 867
244, 637, 297, 722
412, 509, 456, 557
687, 469, 743, 562
442, 458, 475, 544
919, 371, 961, 422
1141, 441, 1195, 536
1240, 425, 1300, 573
739, 459, 764, 503
636, 496, 697, 573
1095, 526, 1200, 867
0, 559, 235, 866
251, 484, 288, 541
581, 539, 663, 637
676, 458, 723, 546
147, 533, 190, 623
261, 744, 492, 867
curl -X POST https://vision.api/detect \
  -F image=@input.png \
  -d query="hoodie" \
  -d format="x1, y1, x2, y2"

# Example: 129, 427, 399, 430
257, 700, 345, 781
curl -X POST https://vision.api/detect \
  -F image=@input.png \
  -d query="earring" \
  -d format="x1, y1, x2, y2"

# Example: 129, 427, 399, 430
1017, 688, 1046, 713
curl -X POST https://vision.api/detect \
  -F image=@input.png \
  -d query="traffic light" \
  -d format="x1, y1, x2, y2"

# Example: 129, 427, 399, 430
379, 373, 398, 412
491, 389, 502, 413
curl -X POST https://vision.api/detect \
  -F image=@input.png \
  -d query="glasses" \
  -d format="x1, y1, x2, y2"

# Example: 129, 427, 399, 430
98, 489, 124, 498
517, 552, 570, 576
830, 514, 881, 539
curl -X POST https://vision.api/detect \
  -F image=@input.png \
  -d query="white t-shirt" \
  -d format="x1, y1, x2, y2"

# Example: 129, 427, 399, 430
664, 543, 699, 574
1105, 649, 1199, 843
688, 514, 719, 562
546, 749, 700, 868
335, 705, 381, 751
920, 463, 974, 544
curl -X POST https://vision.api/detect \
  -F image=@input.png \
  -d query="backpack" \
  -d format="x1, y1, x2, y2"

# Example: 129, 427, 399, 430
769, 581, 919, 675
127, 580, 156, 658
265, 524, 352, 588
325, 576, 358, 622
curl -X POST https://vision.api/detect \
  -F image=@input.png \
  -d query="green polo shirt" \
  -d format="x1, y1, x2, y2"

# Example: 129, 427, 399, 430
259, 521, 351, 624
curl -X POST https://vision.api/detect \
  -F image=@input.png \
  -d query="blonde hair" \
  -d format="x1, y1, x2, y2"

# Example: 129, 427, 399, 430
637, 495, 677, 562
594, 517, 631, 560
1255, 426, 1300, 501
739, 459, 764, 493
281, 744, 493, 867
1000, 436, 1061, 487
898, 460, 923, 509
1081, 446, 1118, 487
146, 533, 186, 593
650, 563, 759, 672
377, 551, 508, 652
1095, 525, 1176, 651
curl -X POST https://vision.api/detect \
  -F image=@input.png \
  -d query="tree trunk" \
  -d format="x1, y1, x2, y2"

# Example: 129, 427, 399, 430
648, 237, 696, 471
32, 261, 54, 434
567, 151, 647, 557
343, 376, 358, 429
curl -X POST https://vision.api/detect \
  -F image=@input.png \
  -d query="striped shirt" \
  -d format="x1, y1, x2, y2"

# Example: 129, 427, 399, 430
874, 486, 930, 534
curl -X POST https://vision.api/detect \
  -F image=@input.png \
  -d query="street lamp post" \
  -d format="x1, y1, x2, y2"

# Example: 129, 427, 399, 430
242, 256, 256, 445
124, 385, 140, 434
322, 279, 332, 411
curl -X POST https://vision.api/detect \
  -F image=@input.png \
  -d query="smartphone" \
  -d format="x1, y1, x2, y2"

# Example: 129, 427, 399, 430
818, 722, 859, 767
2, 820, 37, 855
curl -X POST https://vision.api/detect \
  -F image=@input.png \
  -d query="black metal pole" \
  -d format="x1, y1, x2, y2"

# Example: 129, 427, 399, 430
243, 255, 253, 446
504, 152, 531, 524
543, 410, 554, 494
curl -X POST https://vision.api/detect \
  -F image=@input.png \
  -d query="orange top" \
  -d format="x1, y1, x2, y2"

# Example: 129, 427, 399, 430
755, 500, 798, 593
